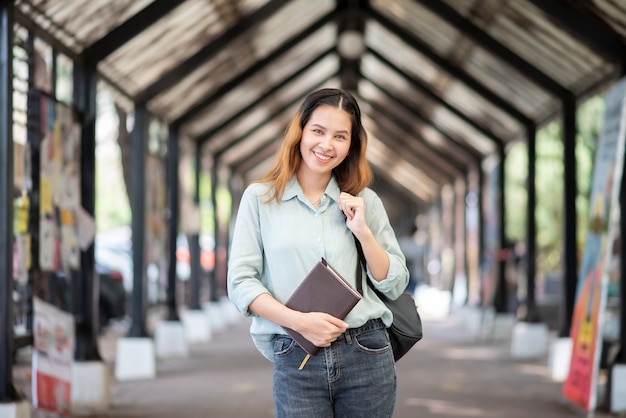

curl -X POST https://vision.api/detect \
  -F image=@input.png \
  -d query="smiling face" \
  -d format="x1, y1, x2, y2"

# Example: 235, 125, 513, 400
298, 104, 352, 180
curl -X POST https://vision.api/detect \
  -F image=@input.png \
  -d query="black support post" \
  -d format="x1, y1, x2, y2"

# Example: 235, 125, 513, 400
524, 124, 540, 322
560, 95, 578, 338
451, 179, 463, 296
464, 175, 471, 304
165, 128, 180, 321
209, 155, 219, 302
494, 145, 508, 313
618, 149, 626, 364
0, 0, 19, 402
478, 165, 485, 305
25, 33, 39, 338
188, 150, 202, 310
130, 104, 149, 338
73, 62, 101, 360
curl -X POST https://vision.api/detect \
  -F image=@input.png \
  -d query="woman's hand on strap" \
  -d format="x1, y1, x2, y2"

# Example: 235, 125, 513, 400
338, 192, 390, 282
338, 192, 369, 237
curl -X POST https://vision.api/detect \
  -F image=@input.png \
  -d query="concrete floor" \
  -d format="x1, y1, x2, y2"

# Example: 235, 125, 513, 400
11, 297, 616, 418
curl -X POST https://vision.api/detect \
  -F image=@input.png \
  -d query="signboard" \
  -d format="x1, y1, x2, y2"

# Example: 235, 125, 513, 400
563, 79, 626, 411
32, 297, 75, 415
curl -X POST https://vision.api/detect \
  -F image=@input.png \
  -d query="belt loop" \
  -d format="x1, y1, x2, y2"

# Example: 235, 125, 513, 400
345, 331, 353, 345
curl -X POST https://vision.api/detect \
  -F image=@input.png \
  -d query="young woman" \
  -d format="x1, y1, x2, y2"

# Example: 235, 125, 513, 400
227, 88, 408, 417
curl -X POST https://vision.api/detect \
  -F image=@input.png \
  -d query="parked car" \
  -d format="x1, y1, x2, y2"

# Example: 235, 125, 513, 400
96, 262, 127, 331
12, 263, 127, 337
95, 227, 133, 293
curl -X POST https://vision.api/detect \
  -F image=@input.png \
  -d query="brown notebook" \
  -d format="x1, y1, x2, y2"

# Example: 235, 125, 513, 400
282, 257, 362, 356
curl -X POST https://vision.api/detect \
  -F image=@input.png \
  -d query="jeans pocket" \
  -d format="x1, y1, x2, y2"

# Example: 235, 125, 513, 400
273, 335, 297, 357
354, 329, 391, 355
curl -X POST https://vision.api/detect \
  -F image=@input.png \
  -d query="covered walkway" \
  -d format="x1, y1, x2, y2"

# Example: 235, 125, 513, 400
3, 1, 626, 417
11, 294, 612, 418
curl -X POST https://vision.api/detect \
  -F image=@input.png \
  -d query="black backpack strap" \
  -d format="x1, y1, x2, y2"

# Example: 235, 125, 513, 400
353, 233, 388, 302
353, 234, 366, 295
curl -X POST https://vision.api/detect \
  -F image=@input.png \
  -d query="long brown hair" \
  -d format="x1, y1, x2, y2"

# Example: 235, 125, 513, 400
257, 88, 372, 202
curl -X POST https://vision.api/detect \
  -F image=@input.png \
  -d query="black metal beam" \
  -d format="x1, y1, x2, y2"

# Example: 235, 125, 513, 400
579, 67, 626, 105
364, 115, 454, 186
208, 147, 218, 302
363, 98, 463, 180
373, 92, 480, 164
524, 124, 539, 322
339, 54, 361, 92
336, 0, 366, 92
619, 148, 626, 364
219, 68, 475, 185
129, 104, 149, 338
211, 154, 220, 302
493, 143, 508, 313
370, 166, 425, 208
74, 61, 101, 361
13, 9, 82, 64
222, 74, 444, 204
220, 72, 455, 200
457, 173, 473, 306
0, 0, 19, 402
84, 0, 186, 62
174, 10, 336, 127
226, 102, 451, 204
189, 151, 201, 310
198, 46, 335, 147
366, 4, 533, 128
135, 0, 290, 104
362, 74, 483, 162
165, 127, 180, 321
367, 47, 503, 146
527, 0, 626, 66
217, 72, 336, 161
25, 33, 38, 341
477, 166, 485, 305
231, 142, 278, 176
560, 93, 578, 338
415, 0, 570, 98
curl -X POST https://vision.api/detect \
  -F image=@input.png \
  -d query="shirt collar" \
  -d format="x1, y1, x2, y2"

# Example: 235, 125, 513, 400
282, 176, 341, 203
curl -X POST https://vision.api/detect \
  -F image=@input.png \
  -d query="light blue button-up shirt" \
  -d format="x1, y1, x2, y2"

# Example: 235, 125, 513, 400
227, 176, 409, 361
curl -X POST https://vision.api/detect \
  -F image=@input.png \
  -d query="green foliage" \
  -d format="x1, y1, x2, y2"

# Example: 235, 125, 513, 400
534, 122, 565, 273
504, 141, 527, 241
95, 147, 131, 232
576, 96, 604, 243
216, 185, 232, 227
199, 170, 215, 232
504, 94, 604, 276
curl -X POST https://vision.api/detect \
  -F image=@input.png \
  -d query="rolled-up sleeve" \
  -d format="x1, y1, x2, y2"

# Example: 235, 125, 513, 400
362, 189, 409, 301
227, 185, 270, 316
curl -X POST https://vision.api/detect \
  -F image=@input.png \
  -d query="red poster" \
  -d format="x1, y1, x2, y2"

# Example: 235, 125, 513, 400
32, 297, 74, 415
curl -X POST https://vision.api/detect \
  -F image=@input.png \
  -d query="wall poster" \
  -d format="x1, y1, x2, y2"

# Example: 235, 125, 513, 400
32, 297, 75, 415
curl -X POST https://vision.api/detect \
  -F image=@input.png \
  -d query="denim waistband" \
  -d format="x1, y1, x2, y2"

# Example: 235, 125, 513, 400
337, 318, 385, 342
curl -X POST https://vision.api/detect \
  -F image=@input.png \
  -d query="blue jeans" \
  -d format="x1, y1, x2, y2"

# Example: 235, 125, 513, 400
272, 319, 396, 418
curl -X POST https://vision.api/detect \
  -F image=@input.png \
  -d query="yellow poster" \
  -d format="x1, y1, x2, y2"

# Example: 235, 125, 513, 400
40, 177, 53, 214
